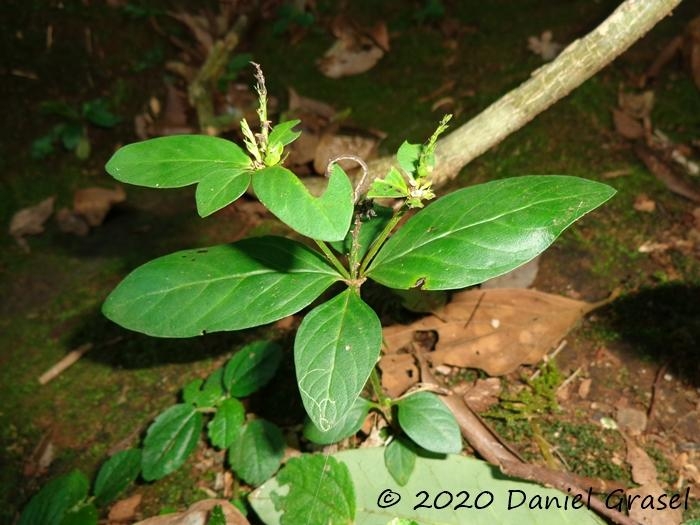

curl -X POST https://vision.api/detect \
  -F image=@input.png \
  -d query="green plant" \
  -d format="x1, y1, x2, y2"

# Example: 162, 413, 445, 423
31, 99, 121, 160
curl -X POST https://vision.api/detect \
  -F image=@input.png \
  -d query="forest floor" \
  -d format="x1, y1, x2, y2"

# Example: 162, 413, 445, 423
1, 1, 699, 523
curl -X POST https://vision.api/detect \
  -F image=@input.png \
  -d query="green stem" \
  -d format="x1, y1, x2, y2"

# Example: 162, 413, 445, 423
358, 210, 404, 276
369, 367, 390, 407
315, 240, 351, 279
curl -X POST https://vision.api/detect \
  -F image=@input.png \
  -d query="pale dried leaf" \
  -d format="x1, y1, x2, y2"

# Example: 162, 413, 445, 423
378, 353, 418, 398
9, 196, 55, 251
626, 438, 658, 485
527, 30, 562, 61
463, 378, 502, 412
134, 499, 249, 525
612, 108, 645, 140
383, 288, 599, 376
617, 407, 648, 436
288, 88, 337, 121
481, 256, 540, 289
635, 145, 700, 203
627, 484, 682, 525
313, 133, 378, 174
109, 493, 142, 523
318, 20, 388, 78
619, 90, 654, 120
634, 193, 656, 213
73, 186, 126, 227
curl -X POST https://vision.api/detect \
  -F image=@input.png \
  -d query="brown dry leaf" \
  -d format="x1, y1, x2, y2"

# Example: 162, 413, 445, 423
73, 186, 126, 227
109, 493, 142, 523
527, 30, 561, 61
481, 256, 540, 289
317, 18, 389, 78
288, 88, 337, 122
612, 108, 645, 140
313, 132, 378, 174
463, 377, 502, 412
378, 353, 419, 398
9, 196, 55, 251
383, 288, 600, 376
619, 90, 655, 120
634, 193, 657, 213
134, 498, 249, 525
635, 145, 700, 203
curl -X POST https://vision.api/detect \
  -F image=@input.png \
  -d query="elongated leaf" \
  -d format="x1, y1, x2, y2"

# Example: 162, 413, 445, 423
384, 437, 417, 486
268, 120, 301, 148
195, 168, 251, 217
295, 289, 382, 432
103, 236, 341, 337
229, 419, 285, 486
270, 454, 355, 525
250, 448, 606, 525
223, 340, 283, 397
60, 502, 98, 525
252, 164, 353, 241
93, 448, 141, 506
142, 404, 203, 481
19, 470, 89, 525
367, 176, 615, 289
208, 398, 245, 449
106, 135, 251, 188
397, 141, 421, 175
303, 396, 371, 445
397, 392, 461, 454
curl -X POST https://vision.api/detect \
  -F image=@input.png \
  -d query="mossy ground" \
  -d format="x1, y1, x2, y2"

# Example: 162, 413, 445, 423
1, 0, 699, 522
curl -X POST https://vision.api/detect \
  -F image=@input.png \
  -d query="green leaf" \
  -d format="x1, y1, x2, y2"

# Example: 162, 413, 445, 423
142, 404, 203, 481
368, 167, 409, 199
229, 419, 285, 486
82, 99, 121, 127
93, 448, 141, 506
250, 448, 607, 525
271, 454, 355, 525
208, 398, 245, 449
367, 176, 615, 290
19, 470, 89, 525
295, 289, 382, 432
329, 204, 393, 260
223, 340, 283, 397
183, 379, 204, 405
303, 396, 371, 445
268, 120, 301, 148
207, 504, 227, 525
103, 236, 341, 337
60, 502, 98, 525
252, 164, 353, 242
186, 368, 226, 408
75, 135, 91, 160
397, 392, 461, 454
195, 168, 251, 217
39, 100, 80, 119
31, 134, 56, 159
396, 141, 421, 175
60, 123, 84, 151
105, 135, 251, 188
384, 437, 417, 486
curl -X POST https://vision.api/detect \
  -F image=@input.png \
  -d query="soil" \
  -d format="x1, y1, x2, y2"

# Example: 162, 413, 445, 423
1, 1, 699, 524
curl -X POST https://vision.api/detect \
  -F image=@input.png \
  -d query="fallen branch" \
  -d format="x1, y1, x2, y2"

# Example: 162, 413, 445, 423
38, 343, 93, 385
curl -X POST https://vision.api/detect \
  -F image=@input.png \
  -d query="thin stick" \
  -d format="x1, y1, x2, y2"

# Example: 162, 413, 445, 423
39, 343, 94, 385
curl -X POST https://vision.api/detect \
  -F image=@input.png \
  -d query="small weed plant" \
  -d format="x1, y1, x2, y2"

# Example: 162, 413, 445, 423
21, 66, 615, 525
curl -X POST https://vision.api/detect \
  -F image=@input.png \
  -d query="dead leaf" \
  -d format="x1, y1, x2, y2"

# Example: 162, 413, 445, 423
9, 196, 55, 251
617, 407, 648, 436
481, 256, 540, 289
313, 132, 378, 174
527, 30, 561, 61
55, 208, 89, 236
612, 108, 645, 140
383, 288, 601, 376
378, 353, 419, 398
109, 493, 142, 523
634, 194, 656, 213
317, 18, 389, 78
463, 378, 502, 412
635, 145, 700, 203
73, 186, 126, 227
134, 498, 249, 525
619, 90, 655, 120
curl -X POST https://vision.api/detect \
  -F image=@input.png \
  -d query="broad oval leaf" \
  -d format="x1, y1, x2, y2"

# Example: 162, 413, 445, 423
250, 448, 607, 525
208, 398, 245, 449
397, 392, 461, 454
303, 396, 372, 445
223, 340, 283, 397
295, 289, 382, 432
142, 404, 203, 481
269, 454, 355, 525
367, 176, 615, 289
195, 168, 251, 217
19, 470, 89, 525
103, 236, 341, 337
384, 437, 417, 486
106, 135, 251, 188
252, 164, 353, 241
229, 419, 285, 486
93, 448, 142, 506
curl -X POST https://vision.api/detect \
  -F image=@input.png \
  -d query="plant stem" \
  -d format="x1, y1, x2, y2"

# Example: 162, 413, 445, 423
369, 367, 390, 407
314, 240, 351, 279
358, 210, 403, 276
